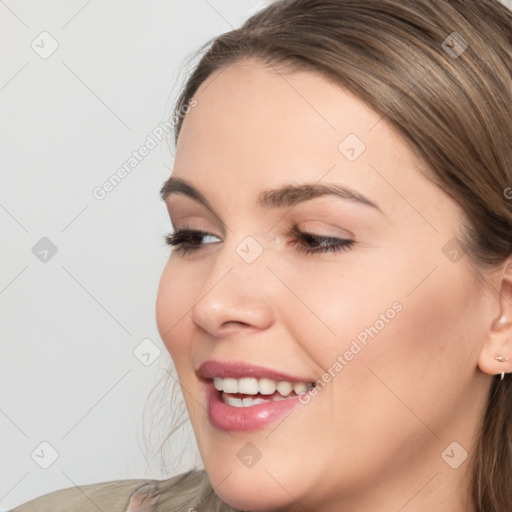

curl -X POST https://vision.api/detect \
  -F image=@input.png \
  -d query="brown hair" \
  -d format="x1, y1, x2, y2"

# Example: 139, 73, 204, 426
158, 1, 512, 510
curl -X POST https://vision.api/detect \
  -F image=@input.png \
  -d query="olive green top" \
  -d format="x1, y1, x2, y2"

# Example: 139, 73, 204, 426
10, 479, 159, 512
9, 470, 240, 512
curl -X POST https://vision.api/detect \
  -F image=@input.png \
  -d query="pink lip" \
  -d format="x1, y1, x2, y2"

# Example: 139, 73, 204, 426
204, 380, 305, 432
197, 359, 313, 382
197, 360, 314, 432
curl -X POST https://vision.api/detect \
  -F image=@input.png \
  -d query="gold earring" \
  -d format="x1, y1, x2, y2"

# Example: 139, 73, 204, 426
496, 354, 508, 381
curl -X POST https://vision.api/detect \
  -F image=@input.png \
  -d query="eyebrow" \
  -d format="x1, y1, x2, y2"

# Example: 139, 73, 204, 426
160, 175, 382, 214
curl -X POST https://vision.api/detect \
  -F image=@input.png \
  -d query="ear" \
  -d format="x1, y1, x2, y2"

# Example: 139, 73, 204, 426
477, 256, 512, 377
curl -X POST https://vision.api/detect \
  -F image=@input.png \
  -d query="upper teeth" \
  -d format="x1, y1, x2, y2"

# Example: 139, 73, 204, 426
213, 377, 312, 396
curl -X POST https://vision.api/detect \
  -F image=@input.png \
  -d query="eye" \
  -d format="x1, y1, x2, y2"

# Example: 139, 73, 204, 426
164, 228, 221, 256
164, 226, 355, 256
288, 225, 355, 255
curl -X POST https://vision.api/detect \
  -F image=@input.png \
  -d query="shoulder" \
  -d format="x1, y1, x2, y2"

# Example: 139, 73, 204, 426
9, 472, 186, 512
9, 470, 239, 512
9, 478, 158, 512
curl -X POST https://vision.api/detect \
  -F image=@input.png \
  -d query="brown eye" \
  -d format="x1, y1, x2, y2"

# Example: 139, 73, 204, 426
289, 226, 355, 255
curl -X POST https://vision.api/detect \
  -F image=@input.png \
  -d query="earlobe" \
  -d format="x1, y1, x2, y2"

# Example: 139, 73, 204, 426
477, 256, 512, 380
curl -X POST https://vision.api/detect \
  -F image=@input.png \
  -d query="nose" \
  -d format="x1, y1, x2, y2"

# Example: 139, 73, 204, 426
190, 236, 276, 338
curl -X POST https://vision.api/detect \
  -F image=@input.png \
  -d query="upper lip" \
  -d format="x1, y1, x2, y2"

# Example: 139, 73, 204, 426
197, 360, 314, 383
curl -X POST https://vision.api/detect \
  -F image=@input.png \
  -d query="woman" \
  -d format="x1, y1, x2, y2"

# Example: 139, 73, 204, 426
12, 0, 512, 511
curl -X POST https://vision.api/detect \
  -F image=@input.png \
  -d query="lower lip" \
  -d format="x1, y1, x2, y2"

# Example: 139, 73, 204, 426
205, 381, 304, 432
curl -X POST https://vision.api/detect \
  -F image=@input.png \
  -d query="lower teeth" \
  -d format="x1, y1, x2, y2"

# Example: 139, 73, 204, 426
221, 392, 297, 408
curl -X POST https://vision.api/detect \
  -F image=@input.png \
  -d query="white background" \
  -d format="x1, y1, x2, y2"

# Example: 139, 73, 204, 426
1, 0, 511, 510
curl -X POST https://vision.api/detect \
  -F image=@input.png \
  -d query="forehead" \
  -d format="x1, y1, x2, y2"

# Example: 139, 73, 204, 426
177, 59, 388, 156
176, 60, 414, 179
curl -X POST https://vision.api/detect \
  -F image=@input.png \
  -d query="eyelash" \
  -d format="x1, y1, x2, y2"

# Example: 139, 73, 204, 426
164, 226, 355, 256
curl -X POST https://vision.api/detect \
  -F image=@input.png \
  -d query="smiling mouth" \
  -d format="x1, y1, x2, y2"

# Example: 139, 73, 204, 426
214, 377, 316, 408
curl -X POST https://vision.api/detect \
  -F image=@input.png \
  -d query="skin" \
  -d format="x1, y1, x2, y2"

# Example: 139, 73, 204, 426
156, 58, 512, 512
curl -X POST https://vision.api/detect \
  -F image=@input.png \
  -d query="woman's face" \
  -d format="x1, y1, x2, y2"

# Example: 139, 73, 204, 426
156, 59, 495, 511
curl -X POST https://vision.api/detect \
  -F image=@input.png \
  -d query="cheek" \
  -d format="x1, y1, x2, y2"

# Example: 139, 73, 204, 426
329, 261, 484, 437
294, 243, 482, 366
379, 266, 483, 381
287, 249, 483, 424
155, 261, 197, 359
273, 256, 402, 361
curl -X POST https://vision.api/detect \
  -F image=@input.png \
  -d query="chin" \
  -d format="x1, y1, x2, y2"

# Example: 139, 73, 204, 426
212, 474, 295, 512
